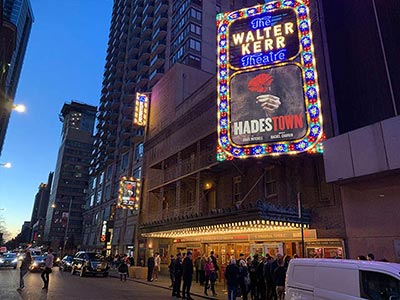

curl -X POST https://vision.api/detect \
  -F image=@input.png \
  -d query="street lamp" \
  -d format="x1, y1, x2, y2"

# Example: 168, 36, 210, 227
0, 162, 11, 168
12, 104, 26, 113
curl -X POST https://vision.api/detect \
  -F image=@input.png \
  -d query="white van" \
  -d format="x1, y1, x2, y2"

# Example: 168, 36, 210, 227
286, 259, 400, 300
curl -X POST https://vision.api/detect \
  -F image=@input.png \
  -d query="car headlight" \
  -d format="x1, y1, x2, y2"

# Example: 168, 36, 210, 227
32, 262, 38, 267
56, 258, 60, 262
12, 259, 18, 263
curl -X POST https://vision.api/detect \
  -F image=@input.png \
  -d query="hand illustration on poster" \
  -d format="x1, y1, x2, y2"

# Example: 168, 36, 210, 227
230, 64, 307, 145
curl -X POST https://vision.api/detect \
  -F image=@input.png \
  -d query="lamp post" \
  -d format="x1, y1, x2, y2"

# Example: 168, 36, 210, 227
60, 197, 73, 256
51, 197, 73, 256
12, 104, 26, 113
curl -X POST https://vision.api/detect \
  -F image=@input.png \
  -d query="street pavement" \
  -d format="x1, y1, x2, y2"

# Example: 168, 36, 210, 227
0, 266, 229, 300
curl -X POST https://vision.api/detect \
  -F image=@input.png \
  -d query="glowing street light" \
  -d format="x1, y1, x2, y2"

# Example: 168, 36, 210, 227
0, 162, 12, 168
12, 104, 26, 113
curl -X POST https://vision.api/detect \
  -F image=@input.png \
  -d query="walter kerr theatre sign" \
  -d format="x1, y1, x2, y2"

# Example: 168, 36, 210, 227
217, 1, 323, 158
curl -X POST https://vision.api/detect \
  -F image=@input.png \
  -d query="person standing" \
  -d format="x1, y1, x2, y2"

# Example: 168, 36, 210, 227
147, 254, 155, 282
195, 254, 201, 283
182, 251, 194, 300
225, 258, 240, 300
18, 251, 32, 291
41, 249, 54, 289
118, 259, 128, 281
273, 258, 287, 300
168, 255, 176, 288
154, 252, 161, 281
238, 257, 249, 300
204, 256, 217, 296
199, 255, 206, 286
172, 253, 183, 298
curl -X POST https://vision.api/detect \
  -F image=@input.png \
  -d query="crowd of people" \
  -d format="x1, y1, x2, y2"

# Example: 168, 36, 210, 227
164, 251, 292, 300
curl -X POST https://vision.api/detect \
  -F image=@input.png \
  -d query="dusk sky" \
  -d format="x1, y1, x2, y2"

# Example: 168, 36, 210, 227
0, 0, 112, 238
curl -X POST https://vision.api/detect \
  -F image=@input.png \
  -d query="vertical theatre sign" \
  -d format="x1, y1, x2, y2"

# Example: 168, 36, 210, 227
134, 93, 149, 126
118, 176, 141, 210
217, 1, 323, 158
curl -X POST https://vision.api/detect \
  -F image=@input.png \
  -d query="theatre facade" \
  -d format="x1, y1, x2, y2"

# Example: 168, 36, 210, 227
138, 62, 345, 267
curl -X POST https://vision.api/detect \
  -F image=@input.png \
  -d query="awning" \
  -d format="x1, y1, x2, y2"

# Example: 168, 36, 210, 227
140, 200, 310, 239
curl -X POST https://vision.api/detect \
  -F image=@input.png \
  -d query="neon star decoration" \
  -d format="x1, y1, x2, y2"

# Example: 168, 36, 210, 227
216, 0, 324, 160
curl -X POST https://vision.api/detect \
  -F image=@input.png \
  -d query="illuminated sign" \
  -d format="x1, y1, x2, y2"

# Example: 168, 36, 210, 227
118, 176, 141, 210
100, 220, 107, 242
134, 93, 149, 126
217, 1, 323, 158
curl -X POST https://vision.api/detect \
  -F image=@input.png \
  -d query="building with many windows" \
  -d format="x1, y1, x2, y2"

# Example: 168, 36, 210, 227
30, 172, 53, 246
81, 0, 264, 256
0, 0, 33, 156
43, 101, 96, 253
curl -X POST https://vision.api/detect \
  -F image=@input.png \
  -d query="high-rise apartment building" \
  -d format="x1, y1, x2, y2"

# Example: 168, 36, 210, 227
30, 172, 53, 246
0, 0, 33, 156
44, 101, 96, 253
82, 0, 266, 255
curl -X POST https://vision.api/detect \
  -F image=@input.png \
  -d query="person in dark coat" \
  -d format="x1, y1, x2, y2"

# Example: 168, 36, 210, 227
273, 258, 287, 300
118, 259, 128, 281
172, 253, 183, 298
147, 254, 155, 282
182, 251, 194, 300
225, 258, 240, 300
168, 255, 175, 288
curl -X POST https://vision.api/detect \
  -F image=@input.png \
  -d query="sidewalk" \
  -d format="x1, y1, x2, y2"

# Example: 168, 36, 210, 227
109, 269, 228, 300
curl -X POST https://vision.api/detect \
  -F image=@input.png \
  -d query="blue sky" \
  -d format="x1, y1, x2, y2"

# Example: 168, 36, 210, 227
0, 0, 112, 238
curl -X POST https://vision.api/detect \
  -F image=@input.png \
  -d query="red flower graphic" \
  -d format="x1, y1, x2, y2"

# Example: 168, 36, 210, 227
248, 73, 273, 93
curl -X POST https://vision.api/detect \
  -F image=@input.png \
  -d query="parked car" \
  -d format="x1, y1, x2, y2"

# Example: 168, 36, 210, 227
29, 255, 46, 272
71, 251, 109, 277
59, 255, 74, 272
0, 252, 18, 269
286, 258, 400, 300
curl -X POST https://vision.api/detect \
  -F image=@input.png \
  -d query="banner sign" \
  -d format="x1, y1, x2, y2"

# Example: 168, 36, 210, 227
134, 93, 149, 126
217, 1, 323, 158
118, 177, 141, 210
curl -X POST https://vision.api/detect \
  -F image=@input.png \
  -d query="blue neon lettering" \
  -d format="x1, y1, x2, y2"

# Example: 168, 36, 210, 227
241, 49, 287, 67
250, 16, 272, 30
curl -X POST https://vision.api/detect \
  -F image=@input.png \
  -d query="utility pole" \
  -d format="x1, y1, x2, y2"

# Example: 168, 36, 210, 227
297, 192, 305, 258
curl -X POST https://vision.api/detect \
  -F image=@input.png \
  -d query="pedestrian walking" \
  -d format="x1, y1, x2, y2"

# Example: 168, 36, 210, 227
147, 254, 155, 282
182, 251, 194, 300
172, 253, 183, 298
41, 248, 54, 289
225, 258, 240, 300
118, 259, 128, 281
18, 251, 32, 291
199, 255, 206, 286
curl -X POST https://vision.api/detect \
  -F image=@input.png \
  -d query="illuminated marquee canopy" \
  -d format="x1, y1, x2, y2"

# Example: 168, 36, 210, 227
118, 177, 141, 210
217, 0, 323, 159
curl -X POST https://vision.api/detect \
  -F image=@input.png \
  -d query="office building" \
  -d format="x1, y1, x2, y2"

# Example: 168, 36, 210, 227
43, 101, 96, 253
30, 172, 53, 246
0, 0, 33, 156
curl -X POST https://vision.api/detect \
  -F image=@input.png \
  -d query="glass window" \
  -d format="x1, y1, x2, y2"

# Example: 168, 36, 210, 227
135, 143, 144, 161
360, 271, 400, 300
264, 167, 277, 197
90, 194, 95, 207
96, 189, 102, 204
133, 167, 142, 179
233, 176, 242, 203
121, 152, 129, 171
